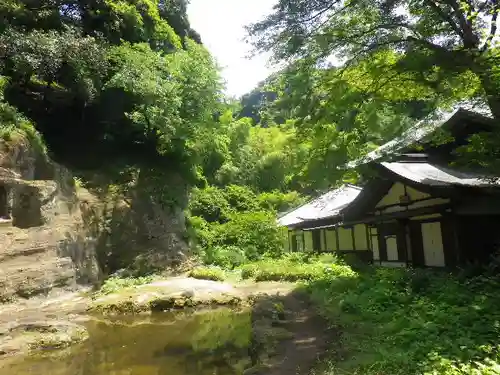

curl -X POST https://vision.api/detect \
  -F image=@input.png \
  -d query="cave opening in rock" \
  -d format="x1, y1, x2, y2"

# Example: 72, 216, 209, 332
0, 185, 9, 220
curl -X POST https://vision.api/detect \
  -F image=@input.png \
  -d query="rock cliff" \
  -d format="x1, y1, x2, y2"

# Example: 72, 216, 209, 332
0, 130, 190, 302
0, 133, 101, 301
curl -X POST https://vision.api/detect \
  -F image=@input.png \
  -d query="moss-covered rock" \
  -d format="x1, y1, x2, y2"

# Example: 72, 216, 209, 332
0, 320, 88, 356
89, 278, 245, 314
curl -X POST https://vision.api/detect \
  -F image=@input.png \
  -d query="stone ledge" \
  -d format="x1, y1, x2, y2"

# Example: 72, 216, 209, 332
0, 219, 12, 228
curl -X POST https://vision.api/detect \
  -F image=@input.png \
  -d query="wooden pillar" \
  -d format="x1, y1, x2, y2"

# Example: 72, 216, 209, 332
366, 225, 373, 262
335, 226, 340, 252
323, 229, 327, 252
453, 214, 461, 266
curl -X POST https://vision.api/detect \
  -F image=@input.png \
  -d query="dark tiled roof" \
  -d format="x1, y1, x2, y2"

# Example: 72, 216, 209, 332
277, 184, 362, 226
381, 161, 500, 187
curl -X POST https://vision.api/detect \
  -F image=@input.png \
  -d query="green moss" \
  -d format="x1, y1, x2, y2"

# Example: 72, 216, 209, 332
95, 275, 157, 296
26, 325, 89, 351
189, 266, 226, 281
89, 282, 244, 315
91, 299, 149, 314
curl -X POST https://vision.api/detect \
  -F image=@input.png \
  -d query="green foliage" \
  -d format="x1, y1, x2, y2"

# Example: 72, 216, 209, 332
0, 0, 222, 178
200, 245, 247, 269
188, 266, 226, 281
96, 275, 156, 296
0, 97, 48, 160
213, 211, 284, 260
453, 132, 500, 176
257, 191, 306, 213
223, 185, 259, 212
189, 183, 305, 268
251, 59, 469, 190
245, 0, 500, 188
247, 0, 499, 118
188, 215, 216, 249
188, 184, 293, 224
239, 256, 355, 282
189, 186, 232, 223
307, 267, 500, 375
196, 114, 308, 192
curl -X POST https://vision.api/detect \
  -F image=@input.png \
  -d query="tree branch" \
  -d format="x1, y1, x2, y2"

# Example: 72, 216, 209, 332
477, 0, 492, 12
442, 0, 479, 47
480, 3, 499, 52
406, 36, 455, 55
299, 0, 343, 24
304, 1, 356, 38
423, 0, 464, 38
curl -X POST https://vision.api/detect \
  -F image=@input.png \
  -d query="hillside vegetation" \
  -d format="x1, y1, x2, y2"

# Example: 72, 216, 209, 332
2, 1, 500, 374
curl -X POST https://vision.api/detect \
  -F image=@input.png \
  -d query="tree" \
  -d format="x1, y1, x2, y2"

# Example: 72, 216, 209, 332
0, 0, 221, 179
248, 0, 500, 119
255, 56, 459, 190
158, 0, 203, 44
238, 80, 280, 125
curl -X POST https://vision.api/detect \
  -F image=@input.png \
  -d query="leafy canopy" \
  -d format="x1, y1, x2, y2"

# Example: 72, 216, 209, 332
0, 0, 221, 180
248, 0, 500, 119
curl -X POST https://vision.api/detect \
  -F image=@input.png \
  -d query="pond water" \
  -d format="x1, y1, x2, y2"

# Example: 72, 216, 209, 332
0, 308, 254, 375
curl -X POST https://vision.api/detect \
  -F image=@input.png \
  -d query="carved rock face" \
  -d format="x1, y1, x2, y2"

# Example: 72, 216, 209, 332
0, 135, 190, 299
0, 136, 99, 300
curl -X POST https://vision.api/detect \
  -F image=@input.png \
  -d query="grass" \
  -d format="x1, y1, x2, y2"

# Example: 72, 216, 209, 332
239, 254, 355, 282
189, 266, 227, 281
306, 266, 500, 375
0, 119, 47, 156
95, 275, 156, 296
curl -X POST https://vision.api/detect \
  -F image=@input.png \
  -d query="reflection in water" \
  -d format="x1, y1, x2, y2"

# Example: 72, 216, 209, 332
0, 308, 253, 375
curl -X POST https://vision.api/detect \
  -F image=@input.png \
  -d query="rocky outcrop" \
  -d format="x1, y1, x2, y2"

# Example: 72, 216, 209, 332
82, 170, 191, 277
90, 278, 244, 314
0, 223, 100, 301
0, 133, 101, 301
0, 320, 88, 356
0, 130, 192, 301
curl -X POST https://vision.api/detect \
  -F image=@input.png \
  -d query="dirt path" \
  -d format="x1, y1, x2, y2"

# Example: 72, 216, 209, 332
249, 289, 334, 375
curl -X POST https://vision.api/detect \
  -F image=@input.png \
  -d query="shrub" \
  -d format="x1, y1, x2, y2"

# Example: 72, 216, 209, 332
282, 252, 315, 264
257, 190, 306, 213
97, 275, 155, 296
189, 266, 226, 281
240, 263, 259, 279
214, 211, 283, 259
188, 215, 216, 249
188, 184, 305, 266
308, 267, 500, 375
255, 263, 324, 281
223, 184, 259, 212
201, 245, 247, 269
339, 252, 371, 271
189, 186, 231, 223
240, 257, 354, 282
